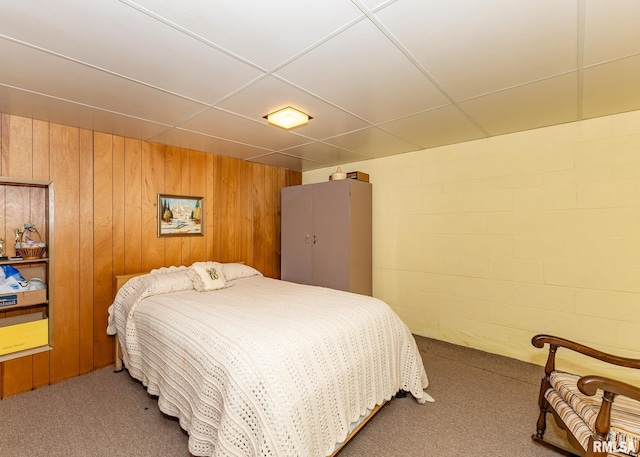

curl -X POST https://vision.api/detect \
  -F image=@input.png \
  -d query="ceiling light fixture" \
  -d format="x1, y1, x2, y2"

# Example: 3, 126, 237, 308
264, 106, 311, 130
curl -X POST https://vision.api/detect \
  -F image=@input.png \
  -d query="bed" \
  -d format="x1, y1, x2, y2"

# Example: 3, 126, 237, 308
107, 262, 432, 457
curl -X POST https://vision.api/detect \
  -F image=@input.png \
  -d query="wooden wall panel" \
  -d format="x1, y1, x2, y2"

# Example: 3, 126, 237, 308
32, 120, 50, 180
220, 157, 237, 263
4, 115, 32, 179
274, 169, 286, 279
141, 142, 165, 272
212, 155, 222, 261
204, 153, 215, 261
112, 137, 125, 278
78, 129, 94, 375
251, 163, 266, 275
92, 132, 114, 369
124, 139, 142, 274
0, 113, 301, 398
264, 167, 278, 279
236, 161, 252, 266
49, 124, 80, 384
189, 150, 206, 263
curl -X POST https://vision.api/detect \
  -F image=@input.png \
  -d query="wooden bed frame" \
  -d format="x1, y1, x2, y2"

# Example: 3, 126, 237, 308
112, 272, 387, 457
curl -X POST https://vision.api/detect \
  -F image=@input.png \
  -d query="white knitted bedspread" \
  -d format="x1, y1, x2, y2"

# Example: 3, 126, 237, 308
107, 271, 430, 457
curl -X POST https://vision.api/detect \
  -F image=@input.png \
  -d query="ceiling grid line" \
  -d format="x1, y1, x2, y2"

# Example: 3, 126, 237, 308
0, 33, 212, 108
351, 0, 492, 137
118, 0, 269, 73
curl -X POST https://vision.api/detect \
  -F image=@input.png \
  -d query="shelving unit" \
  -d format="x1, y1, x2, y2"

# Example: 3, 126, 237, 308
0, 178, 54, 362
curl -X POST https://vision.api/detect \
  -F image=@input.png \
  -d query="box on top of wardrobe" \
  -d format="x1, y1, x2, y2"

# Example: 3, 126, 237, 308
346, 171, 369, 182
328, 168, 369, 182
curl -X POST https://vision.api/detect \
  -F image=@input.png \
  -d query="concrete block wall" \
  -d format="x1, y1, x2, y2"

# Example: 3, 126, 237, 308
304, 110, 640, 382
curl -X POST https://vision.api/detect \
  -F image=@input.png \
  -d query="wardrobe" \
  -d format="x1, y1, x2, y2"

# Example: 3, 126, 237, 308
281, 179, 372, 296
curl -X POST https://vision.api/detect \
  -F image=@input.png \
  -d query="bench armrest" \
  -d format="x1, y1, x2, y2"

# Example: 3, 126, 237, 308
532, 334, 640, 376
577, 375, 640, 440
578, 375, 640, 403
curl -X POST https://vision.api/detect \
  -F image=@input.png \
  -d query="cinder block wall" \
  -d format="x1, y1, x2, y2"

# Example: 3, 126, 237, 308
304, 110, 640, 382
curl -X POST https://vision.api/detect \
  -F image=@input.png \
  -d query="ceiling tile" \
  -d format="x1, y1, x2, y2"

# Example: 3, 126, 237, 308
247, 153, 320, 173
279, 141, 368, 166
216, 75, 370, 140
275, 19, 449, 124
0, 1, 263, 104
583, 55, 640, 120
380, 105, 488, 149
0, 84, 171, 140
124, 0, 364, 70
376, 0, 578, 101
0, 39, 206, 126
323, 127, 420, 158
583, 0, 640, 66
149, 128, 271, 159
458, 73, 578, 136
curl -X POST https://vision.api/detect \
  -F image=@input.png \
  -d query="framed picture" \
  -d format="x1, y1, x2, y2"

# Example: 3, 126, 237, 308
157, 194, 204, 237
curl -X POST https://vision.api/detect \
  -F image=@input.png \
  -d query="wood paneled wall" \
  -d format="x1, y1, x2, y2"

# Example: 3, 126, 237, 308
0, 113, 301, 398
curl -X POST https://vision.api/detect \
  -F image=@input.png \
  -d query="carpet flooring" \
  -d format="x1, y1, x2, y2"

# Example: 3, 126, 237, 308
0, 336, 570, 456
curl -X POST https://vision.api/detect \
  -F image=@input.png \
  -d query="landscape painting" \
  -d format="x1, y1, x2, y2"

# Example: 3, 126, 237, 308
157, 194, 204, 237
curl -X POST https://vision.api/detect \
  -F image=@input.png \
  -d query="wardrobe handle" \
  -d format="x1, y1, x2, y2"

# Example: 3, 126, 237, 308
313, 235, 317, 244
305, 235, 310, 244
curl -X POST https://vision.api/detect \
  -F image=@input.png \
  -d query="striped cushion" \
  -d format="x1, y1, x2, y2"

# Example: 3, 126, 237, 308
545, 388, 592, 450
545, 372, 640, 456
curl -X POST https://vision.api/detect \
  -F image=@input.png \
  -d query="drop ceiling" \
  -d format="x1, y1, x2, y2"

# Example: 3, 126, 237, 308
1, 0, 639, 172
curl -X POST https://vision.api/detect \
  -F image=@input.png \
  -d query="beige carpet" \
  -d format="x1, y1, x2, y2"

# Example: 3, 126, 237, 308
0, 336, 570, 456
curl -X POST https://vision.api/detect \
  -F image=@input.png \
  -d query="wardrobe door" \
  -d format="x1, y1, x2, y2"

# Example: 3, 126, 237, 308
281, 184, 313, 285
347, 180, 372, 295
311, 181, 351, 291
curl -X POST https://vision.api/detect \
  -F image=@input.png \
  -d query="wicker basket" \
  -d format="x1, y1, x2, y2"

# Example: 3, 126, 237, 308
17, 245, 46, 260
16, 229, 47, 260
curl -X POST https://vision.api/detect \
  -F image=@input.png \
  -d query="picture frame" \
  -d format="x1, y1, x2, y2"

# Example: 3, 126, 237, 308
157, 194, 204, 237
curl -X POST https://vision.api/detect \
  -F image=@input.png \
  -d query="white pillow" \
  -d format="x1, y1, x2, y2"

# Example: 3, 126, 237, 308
150, 265, 189, 275
188, 261, 228, 292
222, 263, 263, 281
